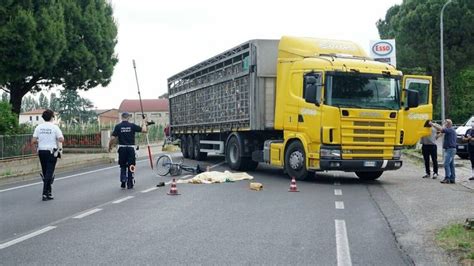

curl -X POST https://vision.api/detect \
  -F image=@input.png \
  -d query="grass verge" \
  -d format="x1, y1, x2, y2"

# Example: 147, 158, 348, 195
436, 223, 474, 264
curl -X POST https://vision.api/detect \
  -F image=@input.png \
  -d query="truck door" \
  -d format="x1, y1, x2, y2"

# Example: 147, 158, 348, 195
297, 72, 322, 143
401, 75, 432, 145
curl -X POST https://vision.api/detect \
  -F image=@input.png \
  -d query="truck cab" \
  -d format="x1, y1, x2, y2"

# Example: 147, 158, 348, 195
271, 37, 432, 180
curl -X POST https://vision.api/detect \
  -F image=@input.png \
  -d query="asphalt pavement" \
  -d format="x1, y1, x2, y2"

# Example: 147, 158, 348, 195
0, 152, 412, 265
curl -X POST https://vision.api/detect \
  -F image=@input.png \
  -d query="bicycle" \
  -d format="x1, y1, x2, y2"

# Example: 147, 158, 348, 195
155, 154, 203, 177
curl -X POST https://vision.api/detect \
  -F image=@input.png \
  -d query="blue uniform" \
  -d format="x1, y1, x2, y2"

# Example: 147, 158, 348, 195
112, 121, 142, 188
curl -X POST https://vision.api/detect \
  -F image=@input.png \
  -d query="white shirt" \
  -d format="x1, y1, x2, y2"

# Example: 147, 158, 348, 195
33, 122, 64, 151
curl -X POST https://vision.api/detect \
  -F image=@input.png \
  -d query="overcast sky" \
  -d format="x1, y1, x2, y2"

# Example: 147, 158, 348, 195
78, 0, 403, 109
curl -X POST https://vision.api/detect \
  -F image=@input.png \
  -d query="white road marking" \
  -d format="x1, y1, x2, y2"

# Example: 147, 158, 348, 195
335, 201, 345, 209
0, 226, 57, 250
141, 187, 158, 193
112, 196, 134, 204
335, 219, 352, 266
334, 189, 342, 196
73, 208, 102, 219
334, 182, 341, 186
0, 159, 148, 193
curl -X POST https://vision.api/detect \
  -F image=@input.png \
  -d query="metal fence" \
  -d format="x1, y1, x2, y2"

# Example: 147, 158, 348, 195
0, 134, 36, 160
0, 126, 165, 160
63, 133, 102, 148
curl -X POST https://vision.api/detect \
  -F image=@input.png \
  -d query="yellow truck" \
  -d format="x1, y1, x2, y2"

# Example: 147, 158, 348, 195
168, 36, 432, 180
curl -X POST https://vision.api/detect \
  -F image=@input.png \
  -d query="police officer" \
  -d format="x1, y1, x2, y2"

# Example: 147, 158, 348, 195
108, 112, 147, 189
31, 109, 64, 201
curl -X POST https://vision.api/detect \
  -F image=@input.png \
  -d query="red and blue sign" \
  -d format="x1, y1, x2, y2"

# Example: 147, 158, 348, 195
372, 41, 394, 56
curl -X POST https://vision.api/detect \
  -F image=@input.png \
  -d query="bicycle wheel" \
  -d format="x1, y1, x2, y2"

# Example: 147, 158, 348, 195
155, 154, 172, 176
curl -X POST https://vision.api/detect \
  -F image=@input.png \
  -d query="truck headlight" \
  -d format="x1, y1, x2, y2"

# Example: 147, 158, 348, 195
393, 149, 402, 160
320, 148, 341, 159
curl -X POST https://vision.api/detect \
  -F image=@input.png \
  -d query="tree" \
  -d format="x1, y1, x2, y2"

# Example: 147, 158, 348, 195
0, 101, 19, 135
377, 0, 474, 122
21, 95, 39, 113
57, 90, 95, 124
49, 92, 60, 111
38, 92, 49, 108
0, 0, 118, 116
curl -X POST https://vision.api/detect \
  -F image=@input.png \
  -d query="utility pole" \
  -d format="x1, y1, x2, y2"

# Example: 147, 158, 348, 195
440, 0, 452, 122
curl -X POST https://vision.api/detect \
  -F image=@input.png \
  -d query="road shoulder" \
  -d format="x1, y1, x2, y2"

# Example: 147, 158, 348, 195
370, 157, 473, 265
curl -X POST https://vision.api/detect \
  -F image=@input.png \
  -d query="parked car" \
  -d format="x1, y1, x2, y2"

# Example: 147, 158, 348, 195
456, 115, 474, 159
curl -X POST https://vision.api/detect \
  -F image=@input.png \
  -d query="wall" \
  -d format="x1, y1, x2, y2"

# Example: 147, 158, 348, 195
19, 114, 44, 126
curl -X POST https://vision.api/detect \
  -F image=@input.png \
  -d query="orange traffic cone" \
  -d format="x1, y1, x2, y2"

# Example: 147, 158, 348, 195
288, 177, 299, 192
167, 178, 180, 195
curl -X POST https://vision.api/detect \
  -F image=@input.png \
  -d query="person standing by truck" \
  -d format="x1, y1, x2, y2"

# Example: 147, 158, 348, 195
108, 112, 147, 189
463, 120, 474, 180
31, 109, 64, 201
420, 122, 439, 179
430, 119, 457, 184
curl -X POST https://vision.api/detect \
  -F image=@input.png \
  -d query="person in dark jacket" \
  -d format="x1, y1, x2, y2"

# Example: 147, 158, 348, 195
108, 112, 147, 189
463, 120, 474, 180
430, 119, 457, 184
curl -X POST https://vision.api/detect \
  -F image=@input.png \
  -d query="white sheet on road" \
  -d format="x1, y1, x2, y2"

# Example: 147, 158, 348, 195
177, 171, 253, 184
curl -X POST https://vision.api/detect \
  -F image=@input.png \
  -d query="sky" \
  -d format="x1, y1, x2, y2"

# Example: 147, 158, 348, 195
77, 0, 403, 109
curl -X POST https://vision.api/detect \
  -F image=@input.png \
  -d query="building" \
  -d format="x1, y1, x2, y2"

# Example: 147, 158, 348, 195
118, 99, 169, 127
94, 109, 119, 127
19, 109, 60, 126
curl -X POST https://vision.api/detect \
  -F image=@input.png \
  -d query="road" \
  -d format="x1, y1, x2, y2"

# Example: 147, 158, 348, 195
0, 153, 411, 265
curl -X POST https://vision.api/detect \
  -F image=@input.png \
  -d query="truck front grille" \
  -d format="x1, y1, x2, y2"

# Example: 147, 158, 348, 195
340, 117, 398, 159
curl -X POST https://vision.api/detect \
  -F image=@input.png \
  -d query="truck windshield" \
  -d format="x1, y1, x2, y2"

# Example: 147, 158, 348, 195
325, 72, 401, 110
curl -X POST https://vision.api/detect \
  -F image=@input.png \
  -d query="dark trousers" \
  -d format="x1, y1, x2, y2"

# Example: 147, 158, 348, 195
118, 147, 136, 187
469, 146, 474, 170
38, 150, 58, 195
422, 144, 438, 175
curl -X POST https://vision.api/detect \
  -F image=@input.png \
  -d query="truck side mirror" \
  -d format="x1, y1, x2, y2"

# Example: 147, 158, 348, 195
304, 75, 321, 106
406, 89, 419, 109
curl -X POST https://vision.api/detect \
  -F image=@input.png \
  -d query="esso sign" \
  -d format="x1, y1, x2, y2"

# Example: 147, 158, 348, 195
372, 42, 393, 56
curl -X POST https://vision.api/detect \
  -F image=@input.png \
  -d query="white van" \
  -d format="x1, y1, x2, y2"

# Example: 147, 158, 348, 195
456, 115, 474, 159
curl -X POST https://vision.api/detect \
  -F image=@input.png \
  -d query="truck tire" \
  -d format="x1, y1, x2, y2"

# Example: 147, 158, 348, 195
193, 135, 207, 161
226, 136, 244, 170
181, 136, 189, 158
187, 135, 195, 159
355, 171, 383, 180
285, 141, 310, 180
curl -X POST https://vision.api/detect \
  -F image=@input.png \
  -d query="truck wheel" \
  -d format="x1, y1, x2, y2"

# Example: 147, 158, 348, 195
187, 135, 195, 159
181, 136, 189, 158
193, 135, 207, 161
355, 171, 383, 180
285, 141, 310, 180
226, 136, 243, 170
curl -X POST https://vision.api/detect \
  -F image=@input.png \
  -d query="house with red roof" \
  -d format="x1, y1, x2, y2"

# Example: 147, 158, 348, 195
118, 99, 169, 127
